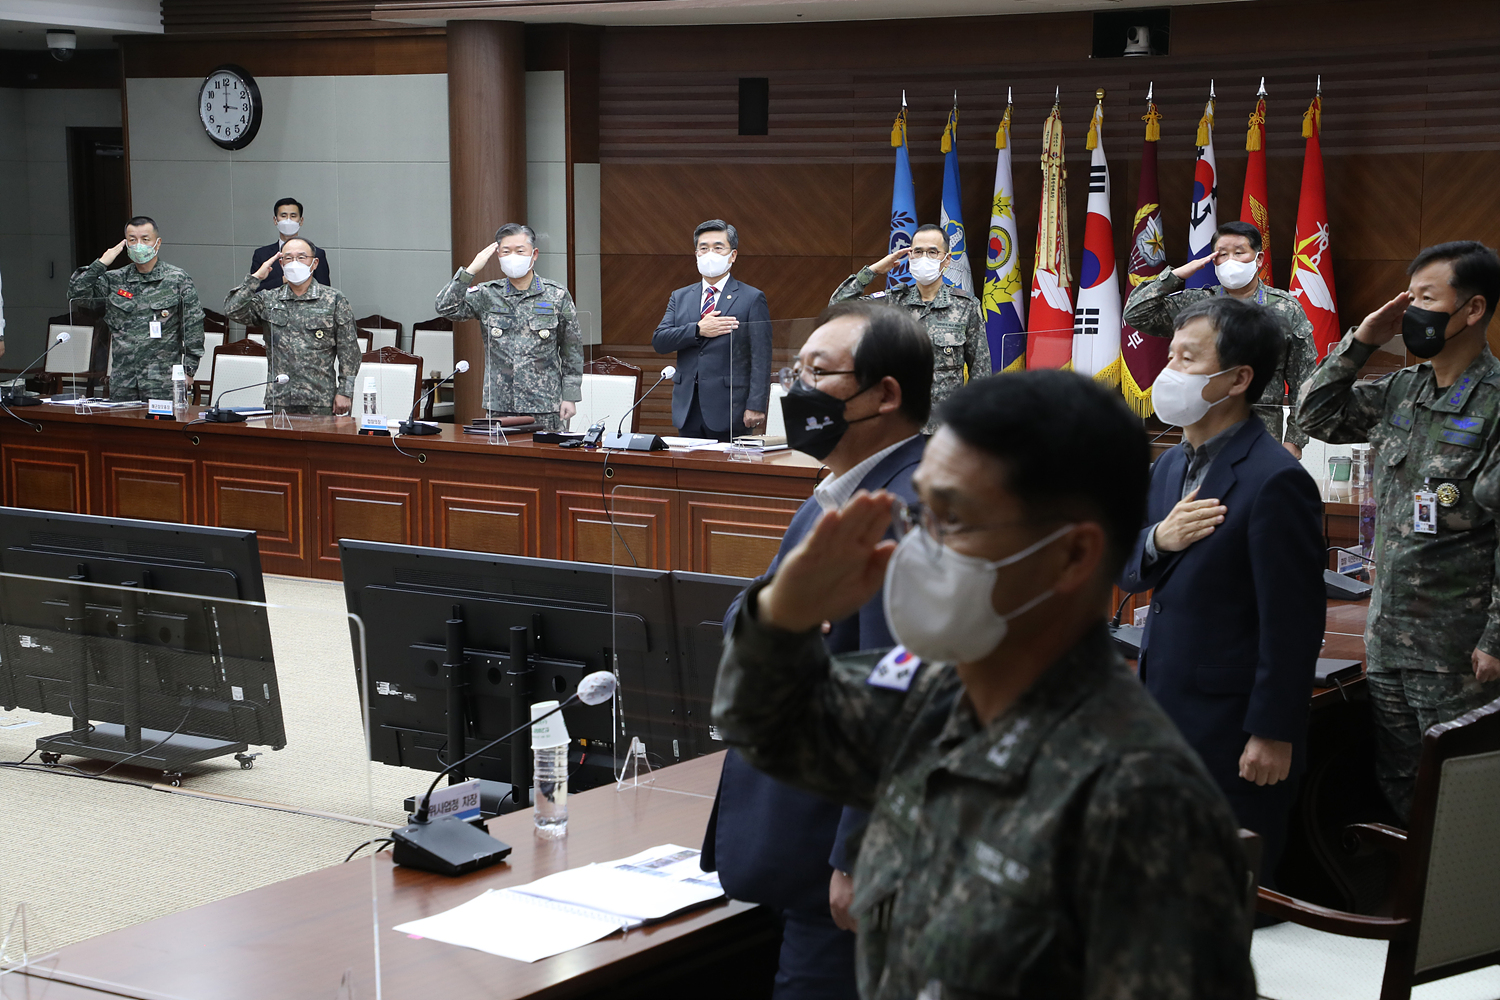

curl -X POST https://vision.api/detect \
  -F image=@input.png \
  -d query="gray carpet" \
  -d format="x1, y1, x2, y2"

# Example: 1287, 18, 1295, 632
1, 574, 432, 952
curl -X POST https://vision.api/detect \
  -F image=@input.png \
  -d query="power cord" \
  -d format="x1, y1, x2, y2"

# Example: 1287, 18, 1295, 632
343, 838, 395, 863
93, 705, 194, 778
599, 448, 640, 568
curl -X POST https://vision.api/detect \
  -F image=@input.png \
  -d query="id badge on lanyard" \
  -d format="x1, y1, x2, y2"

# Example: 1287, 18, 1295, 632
1414, 478, 1438, 535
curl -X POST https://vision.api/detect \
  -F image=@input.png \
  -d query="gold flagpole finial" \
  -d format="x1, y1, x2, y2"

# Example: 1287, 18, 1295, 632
1142, 82, 1160, 142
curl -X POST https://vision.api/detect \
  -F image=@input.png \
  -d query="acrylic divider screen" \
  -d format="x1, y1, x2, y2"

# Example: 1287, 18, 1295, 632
0, 568, 389, 998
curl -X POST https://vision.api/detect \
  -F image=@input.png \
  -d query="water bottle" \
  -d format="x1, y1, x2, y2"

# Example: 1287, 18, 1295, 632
1359, 495, 1377, 584
171, 364, 188, 418
530, 699, 570, 839
362, 376, 378, 421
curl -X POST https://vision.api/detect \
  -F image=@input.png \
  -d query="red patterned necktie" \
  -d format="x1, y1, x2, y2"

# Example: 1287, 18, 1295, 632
701, 285, 717, 319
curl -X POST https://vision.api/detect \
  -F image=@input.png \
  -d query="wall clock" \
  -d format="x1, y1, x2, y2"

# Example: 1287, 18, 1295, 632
198, 64, 262, 150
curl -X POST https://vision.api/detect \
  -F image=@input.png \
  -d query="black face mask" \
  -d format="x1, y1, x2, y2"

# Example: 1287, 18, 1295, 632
1402, 296, 1474, 359
781, 380, 876, 460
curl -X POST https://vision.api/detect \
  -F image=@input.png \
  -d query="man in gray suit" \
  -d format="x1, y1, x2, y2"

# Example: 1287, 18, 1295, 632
652, 219, 772, 441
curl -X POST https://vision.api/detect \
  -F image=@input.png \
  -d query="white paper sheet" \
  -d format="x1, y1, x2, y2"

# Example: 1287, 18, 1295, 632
394, 888, 627, 963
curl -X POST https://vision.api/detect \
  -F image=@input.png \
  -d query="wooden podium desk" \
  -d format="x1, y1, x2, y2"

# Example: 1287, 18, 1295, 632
0, 407, 824, 580
16, 752, 775, 1000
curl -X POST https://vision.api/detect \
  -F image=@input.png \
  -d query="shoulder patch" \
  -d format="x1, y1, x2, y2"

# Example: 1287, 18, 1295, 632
867, 646, 921, 691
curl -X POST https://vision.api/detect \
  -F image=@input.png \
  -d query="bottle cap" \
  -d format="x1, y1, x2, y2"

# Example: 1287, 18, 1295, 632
530, 699, 570, 749
172, 364, 186, 379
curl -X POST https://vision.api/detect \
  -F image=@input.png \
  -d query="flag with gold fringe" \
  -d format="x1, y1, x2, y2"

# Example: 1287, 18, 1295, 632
1026, 92, 1074, 370
1290, 85, 1340, 359
982, 93, 1026, 372
1120, 85, 1170, 417
1186, 83, 1219, 289
939, 95, 973, 293
1240, 79, 1273, 286
1073, 90, 1122, 386
888, 94, 918, 289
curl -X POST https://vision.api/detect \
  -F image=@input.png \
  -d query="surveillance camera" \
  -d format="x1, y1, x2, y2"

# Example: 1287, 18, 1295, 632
45, 30, 76, 63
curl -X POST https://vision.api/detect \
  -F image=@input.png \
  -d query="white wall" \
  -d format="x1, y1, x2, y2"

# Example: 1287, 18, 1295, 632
125, 74, 451, 334
0, 87, 121, 357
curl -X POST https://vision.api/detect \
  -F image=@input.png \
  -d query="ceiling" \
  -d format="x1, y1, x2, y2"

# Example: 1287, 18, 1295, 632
0, 0, 160, 47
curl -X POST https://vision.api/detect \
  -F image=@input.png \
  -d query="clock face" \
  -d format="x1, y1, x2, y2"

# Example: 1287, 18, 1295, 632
199, 65, 262, 150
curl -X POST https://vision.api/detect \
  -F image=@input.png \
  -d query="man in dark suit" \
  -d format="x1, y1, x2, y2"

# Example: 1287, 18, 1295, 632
250, 197, 331, 291
701, 300, 932, 1000
652, 219, 771, 441
1121, 297, 1325, 880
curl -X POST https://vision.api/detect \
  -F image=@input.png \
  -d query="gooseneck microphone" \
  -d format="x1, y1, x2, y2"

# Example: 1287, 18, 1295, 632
387, 670, 616, 876
400, 359, 469, 436
602, 365, 675, 451
1, 331, 71, 410
202, 373, 290, 423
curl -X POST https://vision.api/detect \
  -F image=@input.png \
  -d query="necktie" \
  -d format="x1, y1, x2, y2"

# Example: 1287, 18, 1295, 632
701, 286, 717, 319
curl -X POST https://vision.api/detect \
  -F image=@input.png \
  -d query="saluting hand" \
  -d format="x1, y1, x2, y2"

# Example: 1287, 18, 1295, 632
1171, 252, 1216, 281
99, 239, 128, 267
1354, 291, 1412, 349
466, 242, 498, 276
253, 255, 278, 281
758, 490, 896, 634
1153, 487, 1226, 553
869, 246, 911, 276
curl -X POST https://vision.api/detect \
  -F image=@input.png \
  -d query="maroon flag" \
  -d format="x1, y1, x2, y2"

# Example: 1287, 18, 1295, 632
1120, 90, 1170, 418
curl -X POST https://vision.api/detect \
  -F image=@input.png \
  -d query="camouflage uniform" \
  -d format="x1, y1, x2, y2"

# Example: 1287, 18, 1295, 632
1122, 270, 1316, 447
67, 258, 205, 401
831, 271, 991, 434
223, 276, 359, 414
715, 591, 1255, 1000
1298, 331, 1500, 819
435, 269, 583, 432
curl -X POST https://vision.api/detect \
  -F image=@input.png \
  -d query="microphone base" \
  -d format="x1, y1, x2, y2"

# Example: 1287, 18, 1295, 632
398, 419, 442, 436
201, 408, 247, 423
602, 431, 667, 451
390, 814, 512, 876
0, 393, 42, 408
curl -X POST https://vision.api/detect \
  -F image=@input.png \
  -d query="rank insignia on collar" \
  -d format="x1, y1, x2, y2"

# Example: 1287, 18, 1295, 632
1436, 483, 1461, 507
116, 289, 132, 298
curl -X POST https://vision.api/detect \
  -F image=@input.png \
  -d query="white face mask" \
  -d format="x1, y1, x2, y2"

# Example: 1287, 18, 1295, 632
697, 251, 732, 279
500, 252, 534, 280
882, 523, 1075, 664
276, 218, 301, 237
282, 260, 313, 285
908, 256, 944, 285
1151, 366, 1233, 427
1214, 256, 1259, 290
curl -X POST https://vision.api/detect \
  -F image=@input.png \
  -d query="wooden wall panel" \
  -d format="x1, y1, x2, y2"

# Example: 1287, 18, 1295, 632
203, 462, 305, 562
684, 497, 799, 577
102, 454, 196, 524
3, 447, 89, 513
317, 473, 422, 571
557, 489, 671, 567
430, 480, 542, 557
121, 32, 446, 78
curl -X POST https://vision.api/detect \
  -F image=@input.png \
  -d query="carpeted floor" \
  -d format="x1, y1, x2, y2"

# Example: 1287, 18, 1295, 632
1, 574, 431, 953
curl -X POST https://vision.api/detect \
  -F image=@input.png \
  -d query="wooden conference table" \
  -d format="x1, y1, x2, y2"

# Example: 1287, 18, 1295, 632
0, 405, 824, 580
14, 752, 778, 1000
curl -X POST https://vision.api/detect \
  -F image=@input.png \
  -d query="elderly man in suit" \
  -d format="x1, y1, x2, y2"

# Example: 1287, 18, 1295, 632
700, 300, 932, 1000
652, 219, 772, 441
1120, 297, 1325, 882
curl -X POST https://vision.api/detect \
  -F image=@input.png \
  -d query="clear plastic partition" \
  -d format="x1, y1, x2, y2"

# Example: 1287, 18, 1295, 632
716, 316, 818, 454
606, 484, 809, 794
0, 566, 389, 998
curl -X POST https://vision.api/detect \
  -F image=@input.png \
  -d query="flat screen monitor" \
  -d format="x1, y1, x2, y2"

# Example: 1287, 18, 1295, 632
0, 509, 282, 772
669, 570, 751, 761
339, 540, 680, 792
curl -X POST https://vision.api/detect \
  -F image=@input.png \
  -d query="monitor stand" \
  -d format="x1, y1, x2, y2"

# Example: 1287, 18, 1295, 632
35, 725, 248, 786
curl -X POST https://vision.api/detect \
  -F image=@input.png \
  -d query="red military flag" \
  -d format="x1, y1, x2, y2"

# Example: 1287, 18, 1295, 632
1027, 91, 1074, 369
1240, 78, 1273, 286
1120, 87, 1170, 417
1289, 87, 1340, 359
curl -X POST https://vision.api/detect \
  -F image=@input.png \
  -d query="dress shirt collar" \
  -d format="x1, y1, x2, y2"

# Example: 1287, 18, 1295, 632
813, 435, 919, 512
701, 273, 730, 297
1180, 417, 1247, 469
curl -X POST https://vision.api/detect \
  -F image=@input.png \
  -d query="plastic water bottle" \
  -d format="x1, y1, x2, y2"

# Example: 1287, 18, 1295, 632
530, 699, 569, 839
171, 364, 188, 418
362, 376, 378, 422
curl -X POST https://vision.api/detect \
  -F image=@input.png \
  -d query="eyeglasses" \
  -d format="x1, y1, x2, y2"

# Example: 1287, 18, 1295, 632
890, 498, 1026, 543
778, 362, 856, 390
281, 253, 314, 263
695, 244, 733, 255
907, 248, 947, 260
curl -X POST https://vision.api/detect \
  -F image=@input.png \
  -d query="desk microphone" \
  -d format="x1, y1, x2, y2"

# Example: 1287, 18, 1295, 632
202, 373, 289, 423
602, 365, 675, 451
1, 331, 70, 409
389, 670, 616, 876
1325, 545, 1375, 600
400, 359, 469, 436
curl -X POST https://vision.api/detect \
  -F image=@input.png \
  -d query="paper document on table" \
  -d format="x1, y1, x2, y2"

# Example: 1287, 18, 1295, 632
394, 888, 627, 963
392, 845, 724, 963
662, 435, 718, 449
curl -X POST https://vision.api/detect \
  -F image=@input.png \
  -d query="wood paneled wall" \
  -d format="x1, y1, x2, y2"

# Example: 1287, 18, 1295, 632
596, 0, 1500, 350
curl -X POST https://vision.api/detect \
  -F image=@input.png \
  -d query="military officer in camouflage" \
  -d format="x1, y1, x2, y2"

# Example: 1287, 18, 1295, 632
1298, 240, 1500, 821
831, 224, 989, 434
435, 223, 582, 432
715, 371, 1255, 1000
223, 238, 359, 415
1123, 220, 1316, 456
67, 216, 205, 401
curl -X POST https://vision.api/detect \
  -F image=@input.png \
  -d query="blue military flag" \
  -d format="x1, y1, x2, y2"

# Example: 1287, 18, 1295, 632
982, 95, 1026, 371
939, 95, 973, 293
1186, 82, 1219, 289
888, 95, 917, 288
